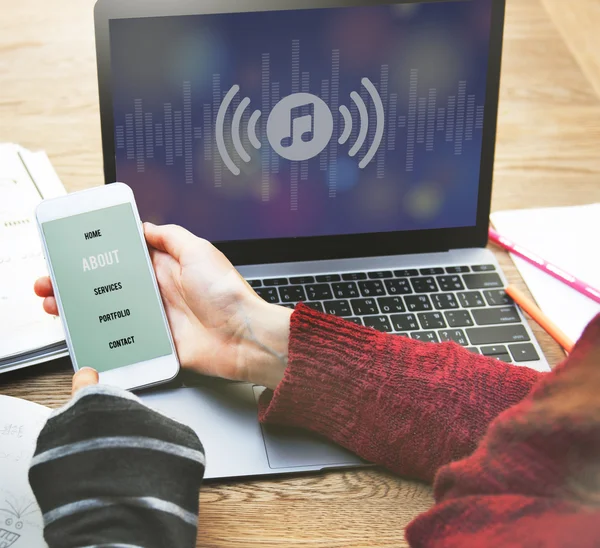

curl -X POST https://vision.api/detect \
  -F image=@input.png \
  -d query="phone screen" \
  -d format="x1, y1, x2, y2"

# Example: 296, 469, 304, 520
42, 203, 172, 373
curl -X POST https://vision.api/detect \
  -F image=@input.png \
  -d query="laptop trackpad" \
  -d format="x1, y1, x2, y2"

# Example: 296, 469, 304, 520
140, 383, 270, 479
252, 386, 362, 470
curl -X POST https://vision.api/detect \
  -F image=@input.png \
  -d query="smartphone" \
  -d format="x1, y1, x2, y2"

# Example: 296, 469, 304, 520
36, 183, 179, 390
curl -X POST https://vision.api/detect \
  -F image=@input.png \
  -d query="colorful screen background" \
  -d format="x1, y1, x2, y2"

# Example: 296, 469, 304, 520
110, 1, 493, 243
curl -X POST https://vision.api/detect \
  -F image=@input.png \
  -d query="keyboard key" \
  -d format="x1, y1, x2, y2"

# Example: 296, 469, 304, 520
316, 274, 341, 283
385, 279, 412, 295
304, 301, 324, 313
446, 266, 470, 274
480, 345, 509, 356
472, 306, 520, 326
378, 296, 405, 313
509, 343, 540, 363
490, 354, 512, 363
457, 291, 486, 308
368, 271, 393, 279
263, 278, 289, 287
342, 272, 367, 281
411, 331, 440, 343
346, 317, 364, 326
418, 312, 446, 330
351, 298, 379, 316
289, 276, 315, 285
405, 295, 433, 312
439, 329, 469, 346
255, 288, 279, 303
411, 277, 439, 293
437, 276, 465, 291
282, 304, 296, 309
432, 294, 459, 310
444, 310, 474, 328
279, 286, 307, 303
364, 316, 393, 332
390, 313, 419, 332
472, 264, 496, 272
247, 279, 262, 288
466, 347, 481, 354
484, 290, 513, 307
464, 273, 503, 290
358, 281, 386, 297
419, 268, 444, 275
332, 282, 359, 299
306, 284, 333, 301
394, 269, 419, 277
324, 300, 352, 317
466, 325, 531, 345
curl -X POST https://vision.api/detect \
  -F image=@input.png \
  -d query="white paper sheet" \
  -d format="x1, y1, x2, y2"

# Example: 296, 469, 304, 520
0, 145, 66, 362
491, 204, 600, 344
0, 395, 50, 548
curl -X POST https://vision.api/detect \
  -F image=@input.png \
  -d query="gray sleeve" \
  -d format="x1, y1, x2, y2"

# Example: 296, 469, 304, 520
28, 384, 205, 548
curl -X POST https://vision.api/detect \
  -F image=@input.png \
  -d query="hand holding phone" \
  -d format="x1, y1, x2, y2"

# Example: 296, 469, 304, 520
36, 187, 292, 391
36, 183, 179, 390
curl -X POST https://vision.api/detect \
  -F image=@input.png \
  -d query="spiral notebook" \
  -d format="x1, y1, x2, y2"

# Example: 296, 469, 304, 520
0, 144, 68, 373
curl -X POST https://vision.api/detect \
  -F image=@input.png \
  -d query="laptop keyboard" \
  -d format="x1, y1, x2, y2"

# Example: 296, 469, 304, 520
248, 264, 541, 365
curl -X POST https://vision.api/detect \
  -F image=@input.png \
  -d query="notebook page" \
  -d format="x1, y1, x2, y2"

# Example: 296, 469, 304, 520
491, 204, 600, 344
0, 395, 51, 548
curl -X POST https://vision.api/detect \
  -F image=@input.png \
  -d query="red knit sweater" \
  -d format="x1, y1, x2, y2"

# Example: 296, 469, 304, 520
259, 304, 600, 546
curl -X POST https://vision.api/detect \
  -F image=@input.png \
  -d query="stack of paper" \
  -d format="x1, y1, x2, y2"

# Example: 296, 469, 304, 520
491, 204, 600, 344
0, 144, 68, 373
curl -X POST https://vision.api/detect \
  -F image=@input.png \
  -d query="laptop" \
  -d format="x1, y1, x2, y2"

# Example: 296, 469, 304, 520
94, 0, 550, 480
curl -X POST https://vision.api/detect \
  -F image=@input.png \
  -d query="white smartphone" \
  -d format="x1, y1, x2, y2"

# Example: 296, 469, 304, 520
36, 182, 179, 390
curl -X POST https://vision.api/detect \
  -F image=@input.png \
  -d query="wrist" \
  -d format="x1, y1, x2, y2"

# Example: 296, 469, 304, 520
236, 297, 292, 390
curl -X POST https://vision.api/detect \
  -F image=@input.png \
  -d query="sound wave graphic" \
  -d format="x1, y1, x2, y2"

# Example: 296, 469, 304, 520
217, 77, 385, 176
342, 78, 385, 169
216, 85, 262, 176
115, 49, 487, 213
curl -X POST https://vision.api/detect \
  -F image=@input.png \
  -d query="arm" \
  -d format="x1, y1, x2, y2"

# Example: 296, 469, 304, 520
29, 382, 205, 548
258, 304, 542, 482
406, 314, 600, 546
32, 224, 548, 541
34, 220, 540, 485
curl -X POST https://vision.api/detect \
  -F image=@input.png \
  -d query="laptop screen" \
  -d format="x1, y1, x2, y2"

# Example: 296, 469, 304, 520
109, 1, 493, 243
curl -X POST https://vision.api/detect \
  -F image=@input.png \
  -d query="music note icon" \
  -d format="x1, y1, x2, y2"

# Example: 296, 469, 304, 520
267, 93, 333, 162
281, 103, 315, 149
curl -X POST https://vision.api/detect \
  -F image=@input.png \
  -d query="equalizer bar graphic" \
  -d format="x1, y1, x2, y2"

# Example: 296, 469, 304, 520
115, 40, 486, 212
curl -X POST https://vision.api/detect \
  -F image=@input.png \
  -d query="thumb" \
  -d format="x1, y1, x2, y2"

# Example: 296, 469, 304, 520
144, 223, 198, 263
72, 368, 99, 396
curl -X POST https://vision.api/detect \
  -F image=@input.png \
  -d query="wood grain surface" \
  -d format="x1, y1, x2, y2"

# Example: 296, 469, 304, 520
1, 0, 599, 546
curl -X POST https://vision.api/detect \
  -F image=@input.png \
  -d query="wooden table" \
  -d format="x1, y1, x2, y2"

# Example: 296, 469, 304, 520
1, 0, 600, 545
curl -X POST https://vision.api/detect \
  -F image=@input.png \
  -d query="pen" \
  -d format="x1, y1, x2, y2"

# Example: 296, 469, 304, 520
505, 285, 574, 353
488, 227, 600, 305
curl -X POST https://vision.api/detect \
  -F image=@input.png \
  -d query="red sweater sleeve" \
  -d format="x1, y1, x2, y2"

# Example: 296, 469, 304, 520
406, 314, 600, 547
259, 305, 600, 546
258, 303, 541, 482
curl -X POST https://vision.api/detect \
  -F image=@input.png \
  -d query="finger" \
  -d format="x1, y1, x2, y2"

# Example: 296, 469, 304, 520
150, 248, 186, 308
34, 276, 54, 298
72, 368, 99, 396
144, 223, 199, 263
43, 297, 59, 316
